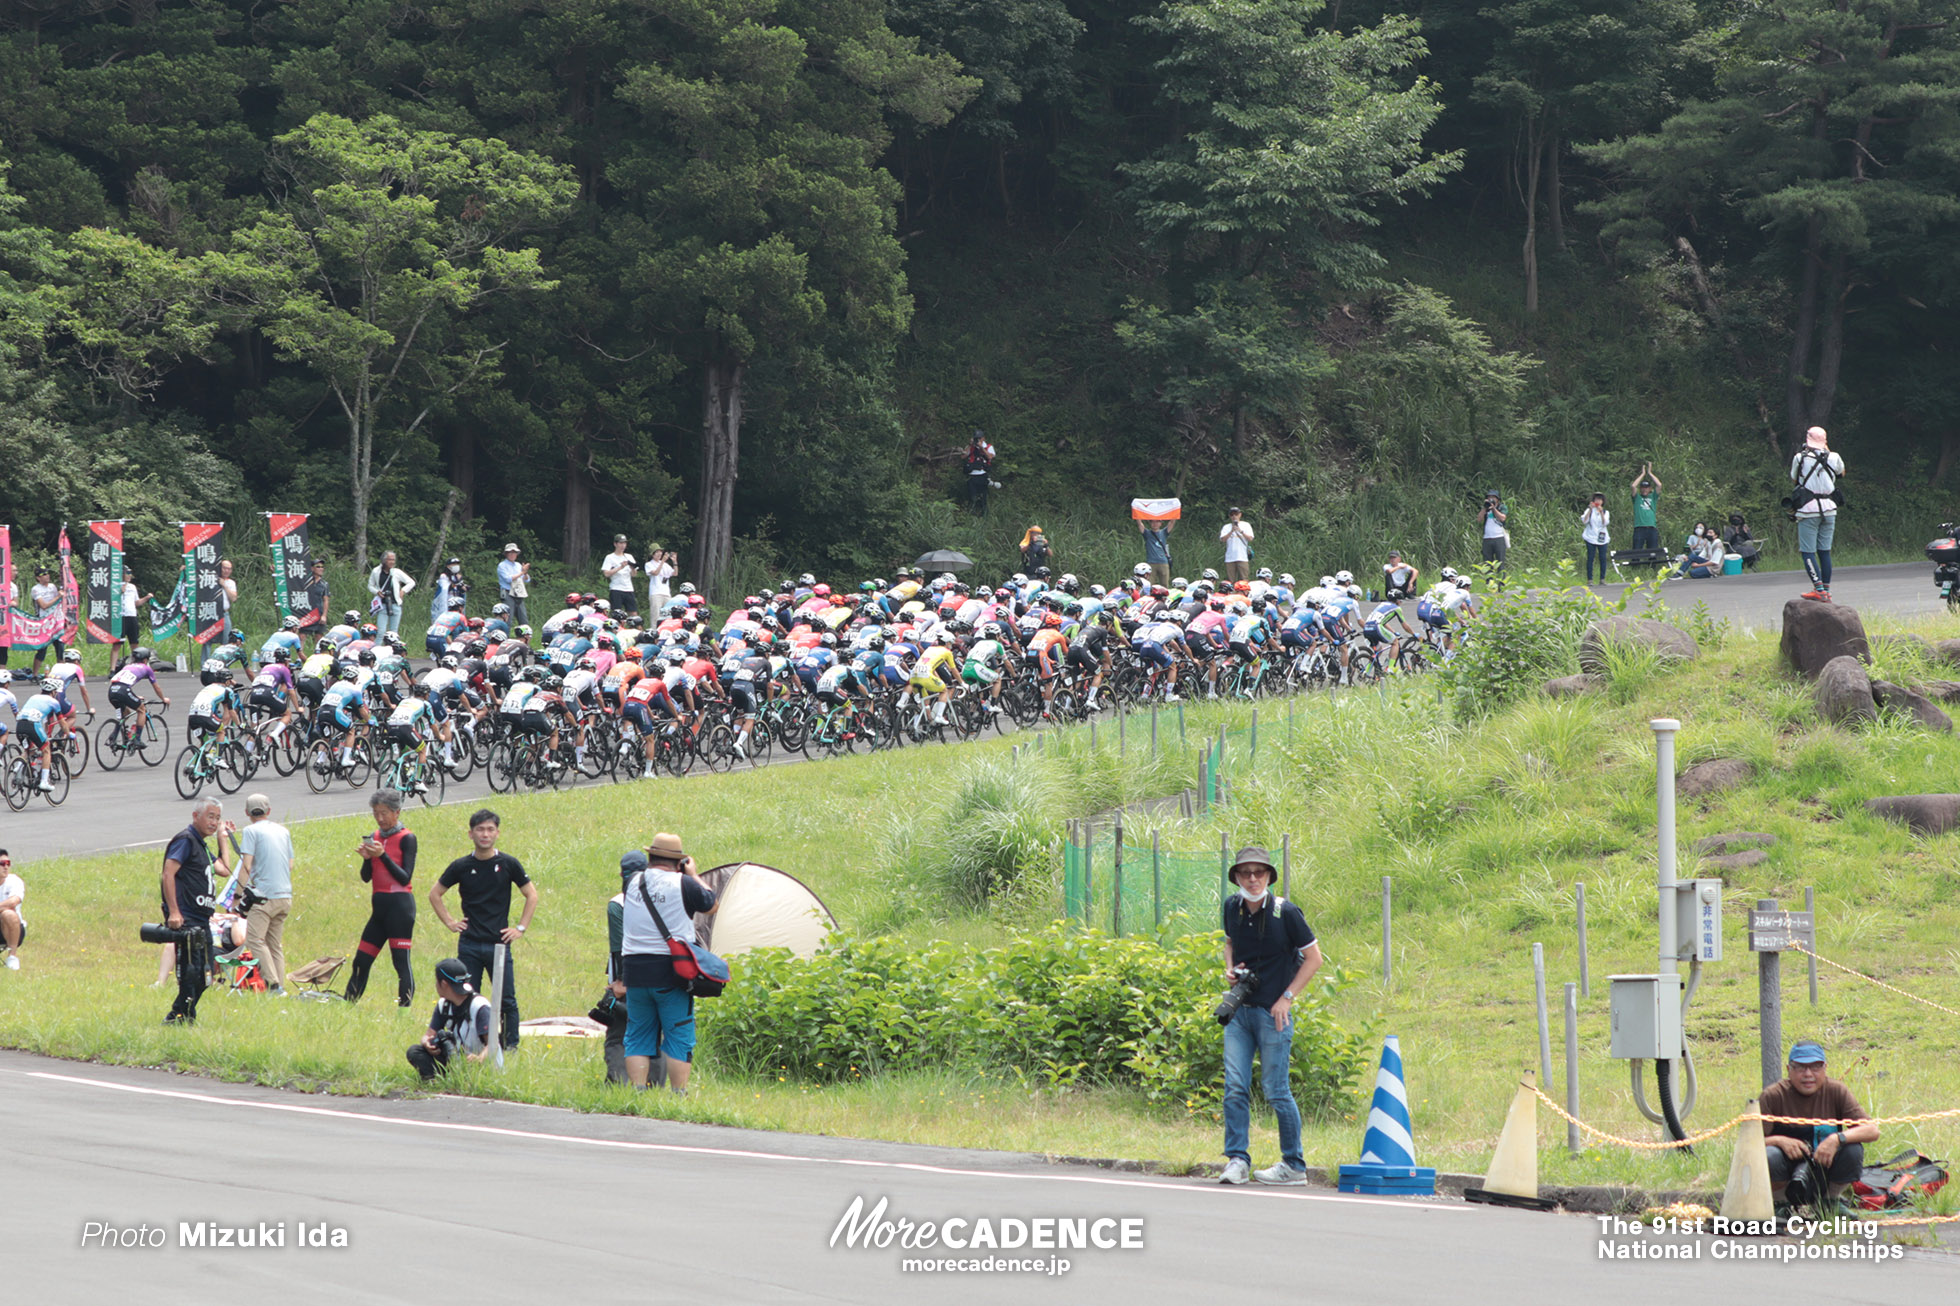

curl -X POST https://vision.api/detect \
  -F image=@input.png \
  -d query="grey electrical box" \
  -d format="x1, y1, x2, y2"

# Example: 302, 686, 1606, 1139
1674, 878, 1723, 962
1608, 973, 1683, 1059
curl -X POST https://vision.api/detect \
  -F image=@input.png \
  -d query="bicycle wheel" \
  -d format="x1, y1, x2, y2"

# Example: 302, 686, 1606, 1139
1, 753, 30, 812
744, 721, 772, 767
61, 725, 89, 776
41, 753, 69, 806
215, 740, 251, 794
704, 723, 738, 769
486, 741, 519, 793
269, 725, 304, 777
414, 757, 444, 806
137, 712, 172, 766
345, 738, 375, 788
95, 717, 129, 772
304, 740, 336, 793
443, 727, 478, 782
577, 726, 610, 779
174, 746, 207, 799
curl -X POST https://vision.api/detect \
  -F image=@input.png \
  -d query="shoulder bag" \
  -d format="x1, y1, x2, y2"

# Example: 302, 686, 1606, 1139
636, 874, 730, 998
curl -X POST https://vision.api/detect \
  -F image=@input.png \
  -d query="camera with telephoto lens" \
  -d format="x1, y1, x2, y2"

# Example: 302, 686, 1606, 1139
428, 1028, 461, 1059
1214, 965, 1259, 1025
139, 922, 198, 946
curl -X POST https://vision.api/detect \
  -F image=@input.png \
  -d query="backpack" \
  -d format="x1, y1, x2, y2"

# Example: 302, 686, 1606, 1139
1849, 1150, 1948, 1210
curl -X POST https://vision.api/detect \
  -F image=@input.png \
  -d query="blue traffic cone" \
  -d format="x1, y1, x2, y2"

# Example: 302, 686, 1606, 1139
1337, 1035, 1436, 1195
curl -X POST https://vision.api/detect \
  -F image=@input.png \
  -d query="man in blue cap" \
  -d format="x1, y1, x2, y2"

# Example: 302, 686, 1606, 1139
1759, 1039, 1878, 1211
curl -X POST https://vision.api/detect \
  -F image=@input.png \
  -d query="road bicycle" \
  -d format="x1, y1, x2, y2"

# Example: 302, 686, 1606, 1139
173, 729, 251, 800
0, 743, 68, 809
95, 701, 171, 770
378, 738, 446, 807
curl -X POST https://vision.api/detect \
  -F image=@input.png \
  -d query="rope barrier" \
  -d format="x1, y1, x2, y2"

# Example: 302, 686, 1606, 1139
1788, 941, 1960, 1021
1524, 1085, 1960, 1226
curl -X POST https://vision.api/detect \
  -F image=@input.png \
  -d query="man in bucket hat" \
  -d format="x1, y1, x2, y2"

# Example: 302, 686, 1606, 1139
1219, 845, 1321, 1186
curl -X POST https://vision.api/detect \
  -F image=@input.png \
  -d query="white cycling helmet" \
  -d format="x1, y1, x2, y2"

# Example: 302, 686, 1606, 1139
1440, 566, 1460, 584
1335, 570, 1355, 586
1346, 584, 1363, 599
1133, 563, 1151, 577
1319, 575, 1336, 590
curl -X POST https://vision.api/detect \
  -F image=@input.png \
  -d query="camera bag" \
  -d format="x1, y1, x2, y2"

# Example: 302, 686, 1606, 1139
636, 875, 731, 998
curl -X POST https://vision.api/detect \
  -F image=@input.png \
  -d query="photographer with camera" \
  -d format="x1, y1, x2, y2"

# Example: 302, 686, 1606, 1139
406, 958, 495, 1081
1790, 426, 1844, 602
1476, 491, 1509, 575
1218, 846, 1322, 1186
156, 798, 234, 1025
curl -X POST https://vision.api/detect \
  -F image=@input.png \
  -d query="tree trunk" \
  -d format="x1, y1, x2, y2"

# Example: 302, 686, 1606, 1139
694, 358, 744, 601
450, 425, 477, 521
1810, 251, 1849, 432
422, 488, 462, 591
1933, 429, 1960, 488
350, 410, 370, 579
1785, 214, 1825, 442
562, 442, 593, 575
1546, 131, 1565, 254
1521, 120, 1544, 316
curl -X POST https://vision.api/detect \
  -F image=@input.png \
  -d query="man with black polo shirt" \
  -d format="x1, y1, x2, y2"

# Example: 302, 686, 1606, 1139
430, 809, 537, 1049
160, 798, 234, 1024
1218, 845, 1322, 1186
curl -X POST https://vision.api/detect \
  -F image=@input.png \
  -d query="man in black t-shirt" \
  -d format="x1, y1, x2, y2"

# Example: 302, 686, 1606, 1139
1218, 845, 1321, 1187
160, 798, 234, 1025
429, 809, 538, 1048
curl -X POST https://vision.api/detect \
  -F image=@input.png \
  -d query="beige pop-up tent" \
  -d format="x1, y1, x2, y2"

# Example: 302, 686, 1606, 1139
693, 862, 837, 958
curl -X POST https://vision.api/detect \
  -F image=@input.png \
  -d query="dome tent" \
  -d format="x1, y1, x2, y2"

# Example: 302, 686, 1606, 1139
691, 862, 837, 958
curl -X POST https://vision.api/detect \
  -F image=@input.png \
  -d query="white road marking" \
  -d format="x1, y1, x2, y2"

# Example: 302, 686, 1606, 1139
24, 1069, 1472, 1212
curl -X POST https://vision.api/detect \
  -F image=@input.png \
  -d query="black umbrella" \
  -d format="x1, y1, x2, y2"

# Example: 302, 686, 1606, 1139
915, 549, 974, 573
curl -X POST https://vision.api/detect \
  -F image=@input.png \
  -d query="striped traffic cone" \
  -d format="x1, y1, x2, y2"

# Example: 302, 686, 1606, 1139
1337, 1035, 1436, 1195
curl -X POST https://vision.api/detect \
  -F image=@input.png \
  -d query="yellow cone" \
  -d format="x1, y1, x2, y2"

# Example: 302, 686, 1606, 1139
1480, 1070, 1541, 1199
1720, 1099, 1775, 1222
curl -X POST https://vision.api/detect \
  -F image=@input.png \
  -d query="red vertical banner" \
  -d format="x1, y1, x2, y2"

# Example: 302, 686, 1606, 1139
184, 522, 227, 645
57, 526, 77, 645
0, 525, 11, 647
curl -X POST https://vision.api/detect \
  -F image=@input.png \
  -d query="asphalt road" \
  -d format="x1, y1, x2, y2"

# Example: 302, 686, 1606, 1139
7, 1051, 1946, 1302
7, 561, 1944, 863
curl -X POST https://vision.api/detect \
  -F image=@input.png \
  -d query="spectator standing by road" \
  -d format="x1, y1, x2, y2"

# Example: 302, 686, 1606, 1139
1218, 845, 1321, 1186
1580, 493, 1612, 583
1629, 465, 1662, 553
1218, 508, 1255, 585
217, 558, 241, 643
28, 566, 61, 674
236, 793, 295, 995
430, 558, 466, 622
1477, 491, 1509, 573
118, 573, 152, 664
963, 430, 996, 516
368, 552, 415, 639
1140, 519, 1174, 587
301, 559, 331, 635
601, 535, 640, 620
1019, 526, 1053, 574
161, 798, 233, 1024
344, 789, 418, 1006
1760, 1039, 1879, 1210
644, 545, 677, 613
430, 809, 537, 1050
1791, 425, 1845, 602
618, 836, 717, 1093
0, 850, 23, 971
602, 874, 635, 1085
497, 544, 530, 628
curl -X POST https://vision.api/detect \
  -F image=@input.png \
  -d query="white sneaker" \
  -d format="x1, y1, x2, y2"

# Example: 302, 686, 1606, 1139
1219, 1157, 1251, 1185
3, 954, 17, 970
1254, 1162, 1307, 1186
1164, 692, 1181, 703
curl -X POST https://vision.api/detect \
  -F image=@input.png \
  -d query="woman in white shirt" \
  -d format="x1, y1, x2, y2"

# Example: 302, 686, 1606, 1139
644, 546, 677, 611
1580, 493, 1610, 583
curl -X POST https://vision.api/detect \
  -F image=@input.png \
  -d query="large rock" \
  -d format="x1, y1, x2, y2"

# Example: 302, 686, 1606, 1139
1871, 680, 1954, 733
1781, 601, 1870, 679
1679, 758, 1752, 798
1866, 795, 1960, 836
1577, 617, 1700, 674
1693, 832, 1778, 856
1920, 680, 1960, 704
1543, 673, 1606, 699
1934, 639, 1960, 669
1814, 655, 1876, 726
1704, 849, 1770, 874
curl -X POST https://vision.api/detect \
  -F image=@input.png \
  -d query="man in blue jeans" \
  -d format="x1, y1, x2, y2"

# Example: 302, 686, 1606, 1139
1219, 845, 1323, 1185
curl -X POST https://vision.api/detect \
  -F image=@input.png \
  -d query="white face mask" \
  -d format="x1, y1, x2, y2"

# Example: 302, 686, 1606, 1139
1238, 882, 1266, 904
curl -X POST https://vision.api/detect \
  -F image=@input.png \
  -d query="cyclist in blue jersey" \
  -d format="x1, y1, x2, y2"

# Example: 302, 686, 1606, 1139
16, 680, 64, 790
255, 618, 304, 671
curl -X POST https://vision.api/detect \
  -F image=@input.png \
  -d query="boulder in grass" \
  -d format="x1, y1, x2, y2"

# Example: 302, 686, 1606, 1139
1934, 639, 1960, 669
1678, 758, 1753, 798
1543, 673, 1605, 698
1920, 680, 1960, 704
1865, 795, 1960, 836
1704, 849, 1770, 874
1692, 832, 1777, 856
1780, 601, 1870, 679
1871, 680, 1954, 733
1577, 617, 1700, 674
1814, 655, 1876, 726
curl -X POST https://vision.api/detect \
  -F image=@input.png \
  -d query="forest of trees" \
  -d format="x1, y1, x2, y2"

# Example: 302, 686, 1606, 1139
0, 0, 1954, 594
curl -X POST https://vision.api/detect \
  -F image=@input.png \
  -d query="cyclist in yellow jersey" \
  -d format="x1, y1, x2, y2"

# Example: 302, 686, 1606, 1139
908, 630, 960, 724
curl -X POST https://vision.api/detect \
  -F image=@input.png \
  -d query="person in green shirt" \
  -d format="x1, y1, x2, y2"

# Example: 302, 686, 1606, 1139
1630, 464, 1662, 553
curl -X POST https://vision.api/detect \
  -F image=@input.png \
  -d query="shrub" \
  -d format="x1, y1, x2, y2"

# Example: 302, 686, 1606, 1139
700, 923, 1373, 1118
1442, 562, 1602, 718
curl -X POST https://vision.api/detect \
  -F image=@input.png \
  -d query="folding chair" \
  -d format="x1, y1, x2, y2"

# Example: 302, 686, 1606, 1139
286, 955, 348, 1001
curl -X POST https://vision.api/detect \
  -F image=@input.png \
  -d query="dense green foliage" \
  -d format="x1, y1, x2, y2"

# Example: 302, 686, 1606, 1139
701, 925, 1374, 1116
0, 0, 1953, 593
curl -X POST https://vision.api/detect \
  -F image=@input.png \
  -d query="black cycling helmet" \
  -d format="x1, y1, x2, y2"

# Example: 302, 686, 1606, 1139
133, 646, 153, 663
358, 649, 377, 665
273, 647, 291, 663
434, 958, 474, 992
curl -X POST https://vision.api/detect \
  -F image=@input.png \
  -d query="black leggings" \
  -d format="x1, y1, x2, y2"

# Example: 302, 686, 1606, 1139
347, 894, 416, 1005
168, 924, 211, 1022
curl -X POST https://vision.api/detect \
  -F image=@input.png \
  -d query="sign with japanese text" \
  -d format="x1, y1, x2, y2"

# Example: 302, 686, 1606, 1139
83, 521, 124, 644
184, 522, 227, 646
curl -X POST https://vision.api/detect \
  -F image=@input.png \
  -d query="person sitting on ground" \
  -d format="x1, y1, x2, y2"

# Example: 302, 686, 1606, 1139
0, 850, 22, 971
1760, 1039, 1878, 1212
1724, 513, 1760, 569
406, 957, 494, 1081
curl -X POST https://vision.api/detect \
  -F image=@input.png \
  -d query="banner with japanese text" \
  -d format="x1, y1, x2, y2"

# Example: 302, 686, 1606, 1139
149, 552, 189, 643
184, 522, 227, 645
83, 521, 125, 644
5, 530, 66, 650
267, 513, 316, 625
